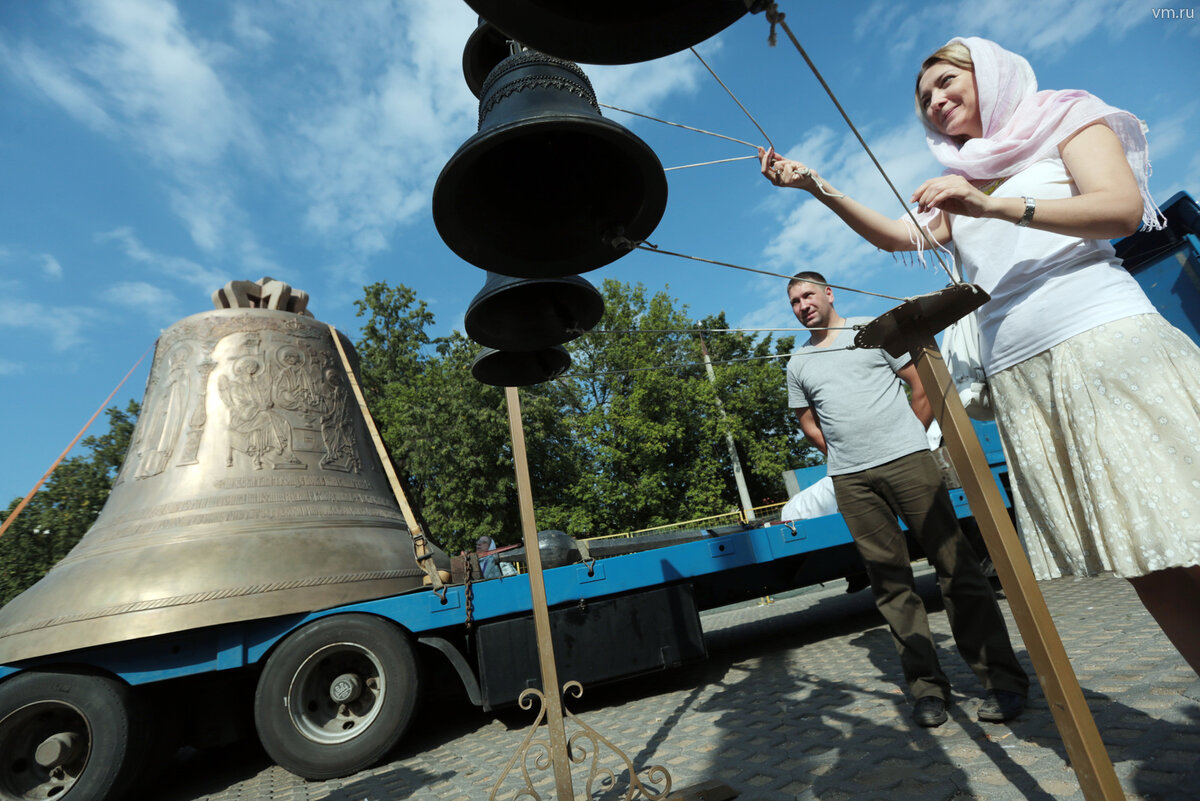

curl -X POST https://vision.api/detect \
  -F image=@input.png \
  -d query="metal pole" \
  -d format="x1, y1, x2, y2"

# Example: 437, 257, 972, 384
698, 333, 755, 521
504, 385, 575, 800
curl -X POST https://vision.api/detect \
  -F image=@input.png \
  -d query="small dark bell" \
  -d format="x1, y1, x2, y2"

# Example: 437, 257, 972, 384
462, 0, 765, 65
463, 18, 513, 98
465, 272, 604, 351
472, 345, 571, 387
433, 50, 667, 278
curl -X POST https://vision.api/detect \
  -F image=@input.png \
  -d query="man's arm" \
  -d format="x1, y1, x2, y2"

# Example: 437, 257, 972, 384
896, 362, 933, 429
795, 406, 827, 455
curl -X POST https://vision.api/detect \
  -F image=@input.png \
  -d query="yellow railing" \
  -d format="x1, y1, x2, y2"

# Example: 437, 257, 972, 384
503, 502, 791, 572
580, 502, 788, 544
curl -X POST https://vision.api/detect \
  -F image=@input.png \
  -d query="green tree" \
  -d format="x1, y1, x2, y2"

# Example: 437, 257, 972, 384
352, 278, 819, 553
695, 311, 823, 507
354, 284, 578, 556
542, 281, 819, 535
0, 401, 138, 606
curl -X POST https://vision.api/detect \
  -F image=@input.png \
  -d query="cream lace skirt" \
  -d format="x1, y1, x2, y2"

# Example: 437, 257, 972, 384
989, 313, 1200, 579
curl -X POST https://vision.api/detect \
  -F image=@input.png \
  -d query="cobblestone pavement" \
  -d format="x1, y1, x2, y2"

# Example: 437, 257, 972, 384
149, 572, 1200, 801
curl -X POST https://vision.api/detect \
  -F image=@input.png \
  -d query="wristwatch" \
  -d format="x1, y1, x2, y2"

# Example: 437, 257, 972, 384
1016, 196, 1036, 227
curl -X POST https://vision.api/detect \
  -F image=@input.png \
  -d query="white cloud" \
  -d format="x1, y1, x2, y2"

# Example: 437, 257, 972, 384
275, 1, 480, 261
97, 227, 227, 290
101, 281, 181, 323
859, 0, 1154, 64
3, 0, 259, 257
0, 359, 21, 376
0, 299, 95, 351
0, 40, 116, 135
589, 48, 704, 113
229, 5, 273, 49
39, 254, 63, 279
169, 184, 234, 253
3, 0, 716, 293
76, 0, 245, 167
1141, 103, 1199, 166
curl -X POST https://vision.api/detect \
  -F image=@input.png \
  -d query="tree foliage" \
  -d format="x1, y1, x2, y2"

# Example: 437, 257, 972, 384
0, 401, 138, 606
355, 279, 819, 556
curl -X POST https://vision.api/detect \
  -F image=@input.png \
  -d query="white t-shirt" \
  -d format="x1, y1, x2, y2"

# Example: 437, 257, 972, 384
951, 158, 1157, 375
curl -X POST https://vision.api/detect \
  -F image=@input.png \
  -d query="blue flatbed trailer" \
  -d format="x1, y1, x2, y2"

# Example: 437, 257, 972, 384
0, 423, 1009, 801
2, 191, 1194, 801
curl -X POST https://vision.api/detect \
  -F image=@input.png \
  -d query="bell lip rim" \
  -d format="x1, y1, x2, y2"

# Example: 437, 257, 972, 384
470, 345, 571, 387
432, 114, 668, 277
465, 275, 604, 352
464, 0, 750, 66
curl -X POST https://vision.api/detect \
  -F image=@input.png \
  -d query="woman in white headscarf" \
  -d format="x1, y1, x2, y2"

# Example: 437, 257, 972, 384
758, 36, 1200, 674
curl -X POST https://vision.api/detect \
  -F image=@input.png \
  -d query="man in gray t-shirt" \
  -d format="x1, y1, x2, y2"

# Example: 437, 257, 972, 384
786, 271, 1027, 729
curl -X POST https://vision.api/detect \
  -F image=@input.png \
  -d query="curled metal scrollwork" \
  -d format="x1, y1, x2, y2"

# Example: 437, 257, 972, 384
489, 682, 672, 801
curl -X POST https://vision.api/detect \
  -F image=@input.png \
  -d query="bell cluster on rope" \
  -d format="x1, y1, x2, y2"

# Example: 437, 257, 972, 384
437, 4, 768, 386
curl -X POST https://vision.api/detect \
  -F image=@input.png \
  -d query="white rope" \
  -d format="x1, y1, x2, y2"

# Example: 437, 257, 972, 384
599, 103, 759, 150
588, 326, 858, 335
689, 46, 775, 152
632, 243, 908, 302
665, 154, 759, 171
559, 346, 858, 381
762, 5, 957, 284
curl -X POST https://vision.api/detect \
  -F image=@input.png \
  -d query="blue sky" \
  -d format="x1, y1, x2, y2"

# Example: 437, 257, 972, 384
2, 0, 1198, 505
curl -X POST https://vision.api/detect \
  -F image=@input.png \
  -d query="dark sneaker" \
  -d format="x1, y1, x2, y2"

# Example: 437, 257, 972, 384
913, 696, 948, 727
845, 572, 871, 593
978, 690, 1026, 722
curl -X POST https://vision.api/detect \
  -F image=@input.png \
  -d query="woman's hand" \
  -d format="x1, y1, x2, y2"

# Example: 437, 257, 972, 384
758, 146, 821, 192
910, 175, 996, 219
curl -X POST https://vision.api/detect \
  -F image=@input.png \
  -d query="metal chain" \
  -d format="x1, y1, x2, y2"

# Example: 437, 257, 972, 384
462, 551, 475, 632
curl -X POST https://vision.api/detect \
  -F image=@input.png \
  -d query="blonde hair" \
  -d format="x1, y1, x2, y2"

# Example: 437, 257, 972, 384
914, 42, 974, 122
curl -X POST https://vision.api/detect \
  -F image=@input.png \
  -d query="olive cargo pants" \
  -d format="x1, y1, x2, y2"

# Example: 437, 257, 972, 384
832, 450, 1029, 701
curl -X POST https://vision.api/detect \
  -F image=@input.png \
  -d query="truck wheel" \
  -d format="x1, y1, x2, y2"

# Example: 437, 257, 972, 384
253, 614, 421, 780
0, 669, 145, 801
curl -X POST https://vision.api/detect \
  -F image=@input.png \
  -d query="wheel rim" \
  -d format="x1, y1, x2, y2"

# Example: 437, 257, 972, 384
0, 701, 91, 801
286, 641, 386, 745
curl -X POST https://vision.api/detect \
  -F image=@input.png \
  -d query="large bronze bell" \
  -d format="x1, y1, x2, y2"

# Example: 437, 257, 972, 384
465, 272, 604, 351
433, 50, 667, 278
472, 345, 570, 386
462, 1, 767, 65
0, 280, 444, 663
463, 17, 514, 98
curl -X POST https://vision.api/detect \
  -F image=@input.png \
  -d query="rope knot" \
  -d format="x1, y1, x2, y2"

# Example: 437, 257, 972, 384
764, 3, 785, 47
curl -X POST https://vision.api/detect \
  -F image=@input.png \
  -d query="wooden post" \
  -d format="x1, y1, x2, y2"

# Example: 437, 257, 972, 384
328, 325, 445, 588
905, 334, 1124, 801
504, 385, 575, 800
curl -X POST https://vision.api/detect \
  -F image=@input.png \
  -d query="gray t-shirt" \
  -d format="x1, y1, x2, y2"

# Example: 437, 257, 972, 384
787, 317, 929, 476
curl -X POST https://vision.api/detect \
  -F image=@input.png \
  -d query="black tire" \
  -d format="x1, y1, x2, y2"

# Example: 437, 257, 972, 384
0, 668, 146, 801
253, 614, 421, 780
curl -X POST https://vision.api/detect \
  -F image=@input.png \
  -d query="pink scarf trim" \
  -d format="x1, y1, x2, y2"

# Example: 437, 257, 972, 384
918, 36, 1164, 232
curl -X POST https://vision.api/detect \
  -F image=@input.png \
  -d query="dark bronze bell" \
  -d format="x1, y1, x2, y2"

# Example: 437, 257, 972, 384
433, 50, 667, 278
465, 272, 604, 351
472, 345, 570, 386
463, 18, 514, 98
462, 1, 766, 65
